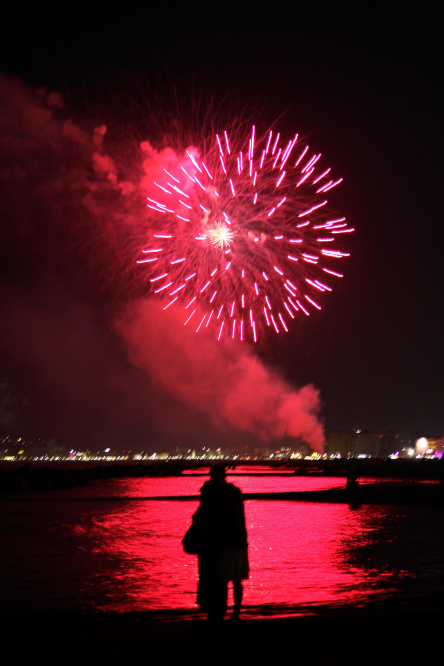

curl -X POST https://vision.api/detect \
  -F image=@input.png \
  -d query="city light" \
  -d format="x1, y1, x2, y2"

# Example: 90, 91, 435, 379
1, 432, 443, 462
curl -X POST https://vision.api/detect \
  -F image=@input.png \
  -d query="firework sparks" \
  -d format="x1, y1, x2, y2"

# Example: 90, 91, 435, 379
208, 222, 234, 249
140, 125, 353, 341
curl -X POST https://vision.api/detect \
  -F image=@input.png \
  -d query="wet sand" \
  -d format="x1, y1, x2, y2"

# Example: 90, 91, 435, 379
1, 602, 442, 665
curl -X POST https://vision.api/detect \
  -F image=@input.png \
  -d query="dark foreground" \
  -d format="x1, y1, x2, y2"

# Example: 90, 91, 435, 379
1, 602, 442, 665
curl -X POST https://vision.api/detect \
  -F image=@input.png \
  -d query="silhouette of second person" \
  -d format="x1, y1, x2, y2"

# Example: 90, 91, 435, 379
197, 464, 249, 622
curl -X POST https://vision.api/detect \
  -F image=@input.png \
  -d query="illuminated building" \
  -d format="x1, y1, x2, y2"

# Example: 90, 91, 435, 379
325, 431, 348, 457
325, 430, 380, 458
349, 430, 379, 457
412, 436, 443, 458
434, 437, 444, 456
415, 437, 428, 456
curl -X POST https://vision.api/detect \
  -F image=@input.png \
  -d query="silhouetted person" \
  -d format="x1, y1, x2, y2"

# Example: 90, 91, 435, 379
196, 464, 249, 622
346, 457, 359, 488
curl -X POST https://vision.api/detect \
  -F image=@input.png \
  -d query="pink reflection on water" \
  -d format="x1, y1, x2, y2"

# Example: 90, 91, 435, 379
245, 501, 384, 609
2, 483, 443, 617
22, 471, 437, 502
88, 501, 200, 613
3, 474, 442, 618
84, 499, 394, 615
46, 474, 345, 500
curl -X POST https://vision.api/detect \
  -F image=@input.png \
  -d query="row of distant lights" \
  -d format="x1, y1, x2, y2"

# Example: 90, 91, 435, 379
0, 455, 131, 462
1, 453, 320, 462
2, 452, 441, 462
389, 448, 441, 459
0, 451, 331, 462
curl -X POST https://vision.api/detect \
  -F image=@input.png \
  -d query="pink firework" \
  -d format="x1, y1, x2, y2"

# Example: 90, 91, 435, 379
139, 125, 353, 341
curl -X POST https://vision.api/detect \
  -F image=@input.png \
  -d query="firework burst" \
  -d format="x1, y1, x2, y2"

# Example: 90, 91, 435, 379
139, 125, 353, 342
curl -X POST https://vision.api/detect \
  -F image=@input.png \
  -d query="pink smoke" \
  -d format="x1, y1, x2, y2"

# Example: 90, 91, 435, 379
0, 74, 325, 452
116, 300, 325, 452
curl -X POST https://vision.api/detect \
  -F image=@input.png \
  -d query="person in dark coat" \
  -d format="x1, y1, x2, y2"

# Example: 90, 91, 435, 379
196, 464, 249, 622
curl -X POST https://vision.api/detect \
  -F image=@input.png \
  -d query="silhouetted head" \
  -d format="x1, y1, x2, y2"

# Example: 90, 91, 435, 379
209, 464, 226, 484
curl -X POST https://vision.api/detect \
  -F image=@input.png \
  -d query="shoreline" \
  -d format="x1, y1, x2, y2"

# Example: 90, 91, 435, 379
2, 459, 443, 495
1, 601, 442, 664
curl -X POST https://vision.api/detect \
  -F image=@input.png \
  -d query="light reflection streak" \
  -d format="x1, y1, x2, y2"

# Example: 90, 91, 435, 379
3, 482, 439, 618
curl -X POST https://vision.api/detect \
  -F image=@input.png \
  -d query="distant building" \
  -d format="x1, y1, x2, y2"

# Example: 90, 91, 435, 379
415, 437, 428, 456
326, 430, 381, 457
345, 431, 356, 456
350, 430, 379, 457
380, 431, 399, 457
325, 431, 348, 457
411, 436, 442, 457
434, 437, 444, 456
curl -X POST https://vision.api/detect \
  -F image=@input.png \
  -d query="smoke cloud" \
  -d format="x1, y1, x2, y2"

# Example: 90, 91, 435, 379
0, 74, 325, 452
117, 300, 325, 452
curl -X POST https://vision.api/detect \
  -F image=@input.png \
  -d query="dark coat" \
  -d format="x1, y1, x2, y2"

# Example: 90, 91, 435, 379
195, 479, 248, 611
196, 480, 248, 551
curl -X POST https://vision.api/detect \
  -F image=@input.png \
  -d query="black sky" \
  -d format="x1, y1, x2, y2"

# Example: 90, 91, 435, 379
0, 3, 443, 447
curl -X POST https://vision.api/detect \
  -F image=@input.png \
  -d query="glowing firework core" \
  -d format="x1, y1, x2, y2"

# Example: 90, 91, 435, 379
140, 125, 353, 342
209, 222, 234, 250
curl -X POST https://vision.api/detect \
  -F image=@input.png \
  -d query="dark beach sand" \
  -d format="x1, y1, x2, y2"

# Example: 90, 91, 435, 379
1, 602, 442, 665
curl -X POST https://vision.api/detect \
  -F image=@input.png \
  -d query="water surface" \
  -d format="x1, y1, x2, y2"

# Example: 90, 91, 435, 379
1, 476, 443, 617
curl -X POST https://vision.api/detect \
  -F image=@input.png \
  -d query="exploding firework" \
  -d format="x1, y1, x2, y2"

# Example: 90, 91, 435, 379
139, 125, 353, 341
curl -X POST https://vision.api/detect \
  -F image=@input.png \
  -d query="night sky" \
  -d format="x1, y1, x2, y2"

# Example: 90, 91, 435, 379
0, 4, 442, 451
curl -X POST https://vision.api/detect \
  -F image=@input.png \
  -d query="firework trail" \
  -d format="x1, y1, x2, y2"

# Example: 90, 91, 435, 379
140, 124, 353, 342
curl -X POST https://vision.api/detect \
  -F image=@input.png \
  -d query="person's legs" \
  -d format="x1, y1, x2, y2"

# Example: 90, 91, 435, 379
232, 581, 243, 619
207, 582, 227, 622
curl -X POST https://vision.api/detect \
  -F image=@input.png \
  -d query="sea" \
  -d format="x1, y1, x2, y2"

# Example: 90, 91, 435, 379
1, 469, 443, 619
